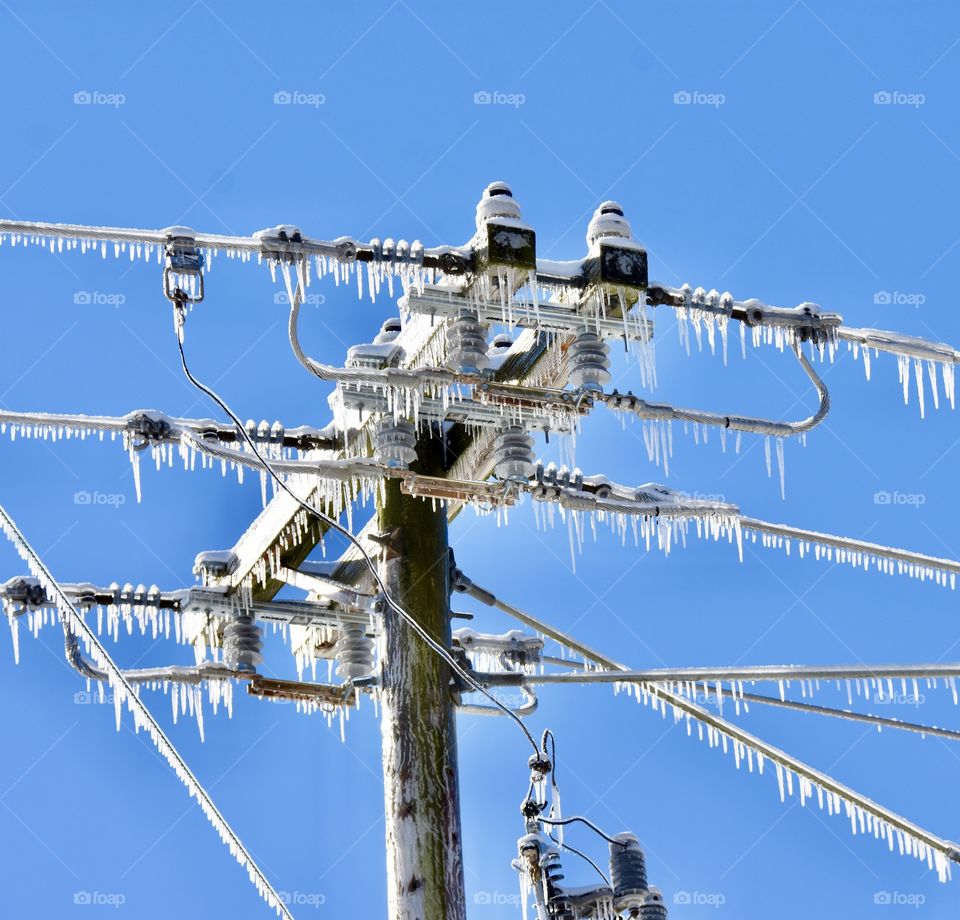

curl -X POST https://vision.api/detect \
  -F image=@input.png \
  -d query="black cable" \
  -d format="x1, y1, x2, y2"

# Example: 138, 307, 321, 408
546, 831, 611, 888
539, 815, 627, 849
542, 728, 559, 789
170, 297, 541, 756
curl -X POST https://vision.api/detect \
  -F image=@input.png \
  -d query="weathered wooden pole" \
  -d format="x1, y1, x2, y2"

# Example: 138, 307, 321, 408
376, 434, 466, 920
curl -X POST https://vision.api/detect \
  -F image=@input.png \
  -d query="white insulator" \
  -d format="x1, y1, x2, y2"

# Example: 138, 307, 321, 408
567, 328, 611, 391
223, 613, 263, 673
335, 623, 375, 680
637, 887, 668, 920
446, 310, 489, 374
586, 200, 634, 247
492, 426, 536, 482
375, 420, 417, 469
374, 317, 402, 344
475, 181, 522, 231
487, 333, 514, 371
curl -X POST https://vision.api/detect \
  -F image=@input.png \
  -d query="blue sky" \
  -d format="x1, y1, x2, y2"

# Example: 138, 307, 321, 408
1, 1, 960, 917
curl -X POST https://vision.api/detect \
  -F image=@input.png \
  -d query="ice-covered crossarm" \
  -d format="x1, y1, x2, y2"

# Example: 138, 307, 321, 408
0, 503, 294, 918
0, 218, 471, 299
648, 283, 842, 361
0, 576, 350, 645
0, 407, 334, 451
0, 406, 337, 503
486, 590, 960, 882
649, 282, 959, 418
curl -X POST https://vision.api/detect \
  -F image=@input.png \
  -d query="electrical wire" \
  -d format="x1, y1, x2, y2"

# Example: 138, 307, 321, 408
546, 831, 611, 888
0, 502, 294, 920
170, 296, 541, 757
539, 816, 627, 849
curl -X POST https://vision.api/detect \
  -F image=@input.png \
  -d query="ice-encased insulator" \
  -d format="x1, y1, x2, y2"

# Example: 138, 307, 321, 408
638, 887, 668, 920
586, 200, 633, 247
567, 328, 611, 391
243, 419, 286, 445
375, 317, 402, 344
446, 309, 489, 374
335, 623, 375, 680
222, 612, 263, 673
492, 426, 536, 482
374, 420, 417, 469
475, 181, 522, 231
609, 832, 648, 911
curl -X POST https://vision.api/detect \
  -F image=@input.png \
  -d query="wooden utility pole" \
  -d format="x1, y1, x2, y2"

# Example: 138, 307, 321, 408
376, 433, 466, 920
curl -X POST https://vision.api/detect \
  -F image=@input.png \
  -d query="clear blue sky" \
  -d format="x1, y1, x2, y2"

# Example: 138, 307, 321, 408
1, 2, 959, 917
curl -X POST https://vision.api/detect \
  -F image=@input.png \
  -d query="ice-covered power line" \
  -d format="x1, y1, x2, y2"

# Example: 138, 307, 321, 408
3, 181, 960, 915
0, 503, 294, 919
479, 584, 960, 883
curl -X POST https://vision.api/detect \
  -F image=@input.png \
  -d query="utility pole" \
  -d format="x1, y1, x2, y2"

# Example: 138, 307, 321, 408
2, 186, 960, 916
376, 432, 466, 920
